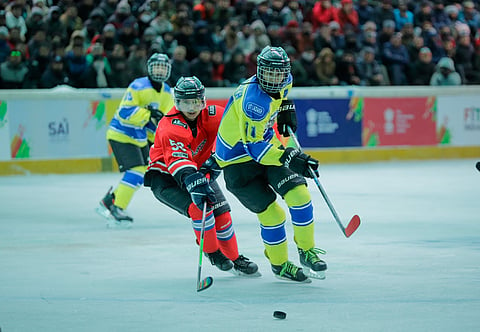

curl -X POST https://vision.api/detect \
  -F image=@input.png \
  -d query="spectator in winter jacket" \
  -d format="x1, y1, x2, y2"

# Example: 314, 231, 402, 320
373, 0, 395, 29
337, 0, 359, 33
357, 46, 385, 86
393, 0, 414, 31
311, 0, 339, 31
408, 47, 436, 85
382, 32, 410, 85
39, 55, 70, 88
0, 50, 29, 89
430, 57, 462, 86
356, 0, 374, 27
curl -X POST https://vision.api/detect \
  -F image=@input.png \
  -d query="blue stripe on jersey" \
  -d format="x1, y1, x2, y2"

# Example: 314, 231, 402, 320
260, 222, 287, 246
130, 77, 152, 90
289, 201, 314, 227
118, 105, 139, 120
109, 117, 147, 142
215, 135, 249, 162
146, 121, 156, 133
241, 83, 271, 121
245, 141, 272, 163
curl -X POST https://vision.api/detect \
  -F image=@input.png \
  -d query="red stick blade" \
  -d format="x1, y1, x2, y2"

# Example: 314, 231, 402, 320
345, 215, 361, 238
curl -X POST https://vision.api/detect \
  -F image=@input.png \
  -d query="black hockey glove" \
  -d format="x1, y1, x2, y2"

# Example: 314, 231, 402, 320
199, 154, 222, 182
280, 147, 319, 178
184, 172, 217, 210
277, 100, 297, 137
147, 105, 164, 121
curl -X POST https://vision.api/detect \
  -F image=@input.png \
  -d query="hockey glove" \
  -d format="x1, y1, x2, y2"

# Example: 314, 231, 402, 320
199, 154, 222, 182
184, 172, 217, 210
147, 105, 164, 121
280, 147, 319, 178
277, 100, 297, 137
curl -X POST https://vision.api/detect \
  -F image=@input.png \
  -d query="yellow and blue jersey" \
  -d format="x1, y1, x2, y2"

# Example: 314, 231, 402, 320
215, 74, 293, 167
107, 77, 174, 147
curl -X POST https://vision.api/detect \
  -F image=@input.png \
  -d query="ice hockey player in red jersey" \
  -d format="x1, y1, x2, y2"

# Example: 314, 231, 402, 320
144, 76, 259, 276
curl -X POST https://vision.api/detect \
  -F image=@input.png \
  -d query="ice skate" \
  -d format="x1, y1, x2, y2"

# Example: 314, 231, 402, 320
231, 255, 261, 277
205, 249, 234, 272
298, 247, 327, 280
95, 187, 133, 229
271, 260, 311, 283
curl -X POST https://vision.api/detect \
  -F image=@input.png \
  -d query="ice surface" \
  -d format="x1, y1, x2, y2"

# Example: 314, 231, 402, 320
1, 159, 479, 332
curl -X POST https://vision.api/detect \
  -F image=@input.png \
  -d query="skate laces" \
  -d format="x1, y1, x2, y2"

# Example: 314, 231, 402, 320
280, 261, 299, 277
303, 248, 326, 264
234, 255, 250, 267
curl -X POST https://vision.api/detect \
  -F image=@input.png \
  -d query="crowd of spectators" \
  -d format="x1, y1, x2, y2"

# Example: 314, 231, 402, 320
0, 0, 479, 89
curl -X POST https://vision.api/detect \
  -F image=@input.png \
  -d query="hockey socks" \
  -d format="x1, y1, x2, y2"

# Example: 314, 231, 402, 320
214, 212, 239, 261
113, 166, 146, 209
189, 204, 219, 253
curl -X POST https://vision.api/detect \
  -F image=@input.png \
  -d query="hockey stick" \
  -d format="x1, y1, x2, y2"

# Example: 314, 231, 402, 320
287, 126, 361, 238
197, 201, 213, 292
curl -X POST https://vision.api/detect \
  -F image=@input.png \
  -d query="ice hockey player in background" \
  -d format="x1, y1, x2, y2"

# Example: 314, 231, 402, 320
96, 53, 174, 228
144, 76, 259, 276
215, 46, 327, 283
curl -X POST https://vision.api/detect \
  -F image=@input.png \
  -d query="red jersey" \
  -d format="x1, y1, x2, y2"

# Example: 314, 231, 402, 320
148, 104, 224, 179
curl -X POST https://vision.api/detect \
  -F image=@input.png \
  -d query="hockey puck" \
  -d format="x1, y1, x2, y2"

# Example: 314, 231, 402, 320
476, 161, 480, 172
273, 311, 287, 319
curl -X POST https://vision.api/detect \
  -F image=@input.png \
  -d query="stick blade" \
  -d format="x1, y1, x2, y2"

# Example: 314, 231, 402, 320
345, 215, 361, 238
197, 276, 213, 292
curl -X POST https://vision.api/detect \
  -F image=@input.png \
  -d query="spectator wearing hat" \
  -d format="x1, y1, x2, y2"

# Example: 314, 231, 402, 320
314, 47, 339, 86
459, 1, 480, 33
44, 6, 67, 45
38, 55, 69, 88
337, 0, 359, 33
356, 0, 374, 27
107, 1, 135, 30
32, 0, 49, 16
328, 20, 346, 52
382, 32, 410, 85
311, 0, 339, 31
393, 0, 414, 31
0, 26, 11, 63
430, 56, 462, 85
86, 42, 111, 88
408, 46, 435, 85
445, 5, 461, 28
64, 43, 90, 88
137, 0, 160, 34
25, 6, 46, 40
378, 19, 396, 50
5, 3, 27, 42
100, 23, 118, 56
250, 19, 271, 53
373, 0, 395, 29
357, 46, 386, 86
0, 49, 29, 88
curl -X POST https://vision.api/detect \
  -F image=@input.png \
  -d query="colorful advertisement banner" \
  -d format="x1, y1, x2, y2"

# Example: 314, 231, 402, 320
362, 97, 436, 146
436, 96, 480, 146
8, 99, 109, 159
294, 98, 362, 148
0, 100, 10, 161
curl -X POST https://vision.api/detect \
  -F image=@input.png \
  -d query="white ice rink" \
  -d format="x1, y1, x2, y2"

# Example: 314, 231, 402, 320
0, 159, 479, 332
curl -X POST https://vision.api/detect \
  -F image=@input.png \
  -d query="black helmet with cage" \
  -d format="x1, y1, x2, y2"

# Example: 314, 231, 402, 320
174, 76, 206, 115
256, 46, 291, 94
147, 53, 171, 83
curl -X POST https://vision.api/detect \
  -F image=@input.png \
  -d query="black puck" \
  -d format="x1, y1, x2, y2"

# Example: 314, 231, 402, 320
273, 311, 287, 319
476, 161, 480, 172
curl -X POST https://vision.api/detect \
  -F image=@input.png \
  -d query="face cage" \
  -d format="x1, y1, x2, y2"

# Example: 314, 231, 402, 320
257, 66, 290, 93
175, 98, 206, 114
148, 61, 171, 82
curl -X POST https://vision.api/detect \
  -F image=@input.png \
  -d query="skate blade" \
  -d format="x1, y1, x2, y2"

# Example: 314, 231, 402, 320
273, 274, 312, 284
106, 219, 133, 229
95, 205, 133, 229
302, 268, 326, 280
229, 269, 262, 278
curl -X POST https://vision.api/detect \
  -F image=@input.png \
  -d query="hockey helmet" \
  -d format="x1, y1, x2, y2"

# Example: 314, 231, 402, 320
256, 46, 291, 94
174, 76, 206, 117
147, 53, 171, 83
